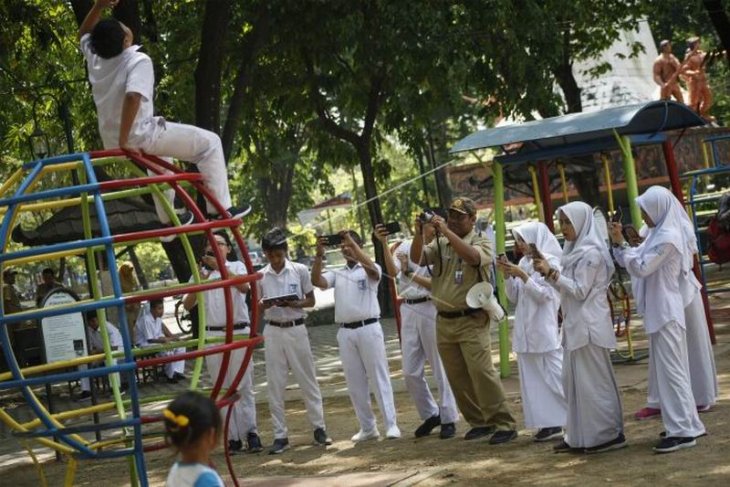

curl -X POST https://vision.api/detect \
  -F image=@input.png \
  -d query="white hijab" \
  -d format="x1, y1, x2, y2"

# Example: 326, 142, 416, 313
512, 221, 563, 272
559, 201, 615, 286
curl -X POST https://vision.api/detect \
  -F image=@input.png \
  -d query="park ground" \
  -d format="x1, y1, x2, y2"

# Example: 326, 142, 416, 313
1, 294, 729, 486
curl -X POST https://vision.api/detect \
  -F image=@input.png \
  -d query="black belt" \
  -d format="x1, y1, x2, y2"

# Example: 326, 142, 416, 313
339, 317, 378, 329
437, 308, 481, 319
207, 322, 249, 331
404, 296, 431, 305
268, 318, 305, 328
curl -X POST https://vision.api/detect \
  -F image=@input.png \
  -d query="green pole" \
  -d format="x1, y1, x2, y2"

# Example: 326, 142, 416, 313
492, 161, 511, 378
616, 133, 642, 227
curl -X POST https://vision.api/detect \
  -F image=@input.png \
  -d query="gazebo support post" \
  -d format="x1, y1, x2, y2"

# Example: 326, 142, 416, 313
492, 161, 511, 378
662, 139, 716, 344
528, 165, 544, 223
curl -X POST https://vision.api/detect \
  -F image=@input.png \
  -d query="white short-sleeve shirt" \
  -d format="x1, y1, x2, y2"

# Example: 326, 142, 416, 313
257, 259, 313, 322
80, 34, 161, 149
88, 322, 123, 352
324, 263, 381, 323
190, 261, 250, 328
135, 309, 163, 347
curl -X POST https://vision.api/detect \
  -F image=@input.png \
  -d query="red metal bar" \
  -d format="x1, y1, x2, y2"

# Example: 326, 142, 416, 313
113, 218, 241, 244
123, 274, 261, 305
136, 336, 263, 368
538, 161, 554, 231
662, 139, 716, 344
98, 173, 202, 191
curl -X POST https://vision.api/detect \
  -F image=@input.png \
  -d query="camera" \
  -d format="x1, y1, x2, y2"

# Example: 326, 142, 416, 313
418, 210, 435, 223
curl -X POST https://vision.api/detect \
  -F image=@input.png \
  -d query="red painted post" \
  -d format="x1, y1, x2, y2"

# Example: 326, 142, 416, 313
538, 161, 554, 232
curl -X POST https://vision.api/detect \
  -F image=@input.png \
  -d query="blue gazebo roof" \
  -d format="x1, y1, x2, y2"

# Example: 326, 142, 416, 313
450, 101, 706, 157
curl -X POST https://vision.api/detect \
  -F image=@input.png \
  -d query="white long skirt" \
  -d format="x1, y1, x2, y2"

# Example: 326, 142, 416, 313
647, 294, 719, 409
563, 344, 624, 448
517, 350, 567, 429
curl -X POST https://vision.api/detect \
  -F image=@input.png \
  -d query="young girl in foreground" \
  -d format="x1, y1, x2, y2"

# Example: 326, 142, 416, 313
534, 202, 626, 454
164, 391, 225, 487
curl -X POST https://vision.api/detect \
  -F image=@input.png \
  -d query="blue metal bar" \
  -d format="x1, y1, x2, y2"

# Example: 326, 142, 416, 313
21, 152, 87, 170
0, 182, 100, 207
0, 362, 136, 390
0, 297, 123, 325
13, 418, 141, 438
0, 235, 112, 263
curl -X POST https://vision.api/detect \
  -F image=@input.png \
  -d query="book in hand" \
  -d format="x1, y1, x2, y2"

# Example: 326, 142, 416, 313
262, 293, 299, 306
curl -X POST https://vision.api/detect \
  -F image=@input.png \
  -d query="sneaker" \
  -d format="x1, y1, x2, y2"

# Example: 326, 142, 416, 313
534, 427, 563, 442
634, 407, 661, 420
464, 426, 495, 441
228, 439, 243, 452
697, 404, 712, 413
414, 415, 441, 438
385, 425, 401, 439
660, 431, 707, 439
439, 423, 456, 439
77, 391, 92, 401
553, 440, 582, 454
268, 438, 290, 455
246, 432, 263, 453
166, 376, 179, 384
160, 211, 195, 243
489, 430, 518, 445
173, 372, 186, 381
653, 436, 696, 453
351, 428, 379, 443
584, 433, 627, 454
210, 204, 252, 221
313, 428, 333, 446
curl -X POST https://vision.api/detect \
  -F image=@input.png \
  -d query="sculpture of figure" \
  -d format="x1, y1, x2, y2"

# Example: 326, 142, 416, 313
682, 37, 713, 120
652, 40, 684, 103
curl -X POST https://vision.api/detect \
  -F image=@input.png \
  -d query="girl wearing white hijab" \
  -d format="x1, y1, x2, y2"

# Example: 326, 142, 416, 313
610, 186, 705, 453
498, 222, 566, 442
534, 202, 625, 454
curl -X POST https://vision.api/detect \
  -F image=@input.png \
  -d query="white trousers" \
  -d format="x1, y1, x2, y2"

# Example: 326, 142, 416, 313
400, 301, 459, 424
647, 294, 718, 409
563, 344, 624, 448
337, 322, 397, 432
649, 322, 706, 438
138, 346, 186, 379
141, 121, 232, 220
263, 323, 325, 439
79, 359, 120, 392
517, 350, 567, 429
205, 334, 257, 441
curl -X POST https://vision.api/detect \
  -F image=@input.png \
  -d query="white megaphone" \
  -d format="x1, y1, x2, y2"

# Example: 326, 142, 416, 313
466, 282, 505, 322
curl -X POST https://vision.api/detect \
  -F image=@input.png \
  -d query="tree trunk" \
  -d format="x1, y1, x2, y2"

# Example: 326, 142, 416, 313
257, 164, 295, 229
703, 0, 730, 62
194, 0, 232, 133
425, 126, 451, 209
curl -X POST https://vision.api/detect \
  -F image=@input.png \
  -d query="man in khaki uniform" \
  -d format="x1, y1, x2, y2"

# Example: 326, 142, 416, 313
411, 197, 517, 444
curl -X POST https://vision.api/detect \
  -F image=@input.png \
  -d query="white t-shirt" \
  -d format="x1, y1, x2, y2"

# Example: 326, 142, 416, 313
135, 308, 163, 347
190, 261, 250, 328
80, 34, 162, 149
257, 260, 312, 322
88, 322, 123, 352
394, 240, 431, 300
165, 462, 224, 487
324, 263, 381, 323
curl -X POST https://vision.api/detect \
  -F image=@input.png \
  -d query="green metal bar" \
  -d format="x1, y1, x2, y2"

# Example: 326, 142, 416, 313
614, 133, 642, 228
492, 161, 511, 378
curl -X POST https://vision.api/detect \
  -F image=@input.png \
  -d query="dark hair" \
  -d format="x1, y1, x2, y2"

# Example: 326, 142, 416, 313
164, 391, 221, 449
347, 230, 363, 247
90, 19, 126, 59
42, 268, 55, 276
261, 227, 288, 251
85, 311, 98, 322
150, 298, 164, 308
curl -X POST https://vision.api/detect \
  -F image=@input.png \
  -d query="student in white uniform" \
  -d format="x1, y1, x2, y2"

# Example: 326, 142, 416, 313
257, 228, 332, 454
135, 299, 186, 383
182, 234, 262, 454
374, 221, 459, 439
498, 222, 566, 442
611, 186, 705, 453
78, 311, 125, 400
311, 230, 400, 442
534, 202, 626, 454
78, 0, 249, 226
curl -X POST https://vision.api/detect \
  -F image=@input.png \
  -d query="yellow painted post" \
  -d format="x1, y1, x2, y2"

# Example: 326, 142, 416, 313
492, 162, 511, 378
614, 133, 642, 228
558, 163, 569, 203
601, 154, 615, 213
528, 165, 544, 222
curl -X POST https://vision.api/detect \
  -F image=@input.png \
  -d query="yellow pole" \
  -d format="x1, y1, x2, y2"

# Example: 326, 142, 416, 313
528, 165, 544, 222
0, 168, 24, 197
558, 163, 569, 203
63, 457, 78, 487
601, 154, 615, 213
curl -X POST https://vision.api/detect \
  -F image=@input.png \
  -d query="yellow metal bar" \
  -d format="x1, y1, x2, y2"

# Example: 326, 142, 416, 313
23, 441, 49, 487
5, 248, 87, 266
557, 163, 569, 203
0, 168, 24, 197
40, 162, 82, 174
63, 456, 78, 487
0, 408, 76, 454
528, 165, 544, 222
20, 402, 117, 429
601, 154, 615, 213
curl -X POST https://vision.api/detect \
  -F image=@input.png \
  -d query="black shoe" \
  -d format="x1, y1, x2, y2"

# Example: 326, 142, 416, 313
584, 433, 627, 454
489, 430, 517, 445
553, 440, 582, 454
653, 436, 696, 453
246, 432, 263, 453
313, 427, 333, 446
119, 383, 129, 393
160, 211, 195, 243
228, 439, 243, 452
660, 431, 707, 439
534, 427, 563, 442
77, 391, 92, 402
464, 426, 495, 440
439, 423, 456, 439
173, 372, 186, 381
414, 415, 441, 438
268, 438, 290, 455
166, 376, 179, 384
210, 205, 252, 220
